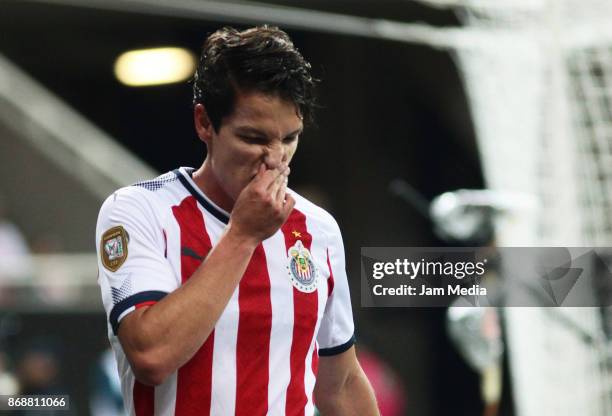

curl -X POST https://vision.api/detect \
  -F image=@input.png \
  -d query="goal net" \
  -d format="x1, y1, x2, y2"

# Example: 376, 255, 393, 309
415, 0, 612, 414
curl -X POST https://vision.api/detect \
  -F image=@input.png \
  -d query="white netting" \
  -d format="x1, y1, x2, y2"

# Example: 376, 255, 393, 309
416, 0, 612, 414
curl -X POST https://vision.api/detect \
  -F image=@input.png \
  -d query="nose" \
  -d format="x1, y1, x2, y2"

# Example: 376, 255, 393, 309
264, 142, 287, 170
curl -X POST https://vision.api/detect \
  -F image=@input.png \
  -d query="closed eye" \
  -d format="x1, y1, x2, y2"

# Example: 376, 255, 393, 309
239, 135, 268, 145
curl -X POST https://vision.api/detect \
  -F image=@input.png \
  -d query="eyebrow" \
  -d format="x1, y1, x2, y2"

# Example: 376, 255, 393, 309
234, 126, 303, 138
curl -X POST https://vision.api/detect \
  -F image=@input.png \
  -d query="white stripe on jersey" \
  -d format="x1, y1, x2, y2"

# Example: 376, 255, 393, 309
264, 231, 295, 415
205, 205, 240, 416
304, 213, 330, 413
111, 337, 136, 416
154, 212, 183, 416
155, 372, 177, 415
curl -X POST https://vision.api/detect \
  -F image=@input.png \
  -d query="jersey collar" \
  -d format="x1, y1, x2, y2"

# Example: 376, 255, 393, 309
175, 167, 230, 224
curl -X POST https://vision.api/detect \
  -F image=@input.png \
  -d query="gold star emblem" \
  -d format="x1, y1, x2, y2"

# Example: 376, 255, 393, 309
292, 230, 302, 238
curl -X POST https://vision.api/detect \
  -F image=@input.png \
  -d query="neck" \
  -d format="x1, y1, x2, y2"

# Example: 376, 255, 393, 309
191, 160, 235, 212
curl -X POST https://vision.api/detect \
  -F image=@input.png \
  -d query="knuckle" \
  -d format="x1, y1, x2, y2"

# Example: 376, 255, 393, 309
262, 195, 273, 205
255, 189, 266, 199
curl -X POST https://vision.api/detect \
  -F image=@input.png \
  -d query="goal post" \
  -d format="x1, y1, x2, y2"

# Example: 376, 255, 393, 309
413, 1, 612, 414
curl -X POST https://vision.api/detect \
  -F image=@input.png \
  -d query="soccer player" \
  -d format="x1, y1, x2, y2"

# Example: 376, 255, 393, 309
96, 26, 379, 415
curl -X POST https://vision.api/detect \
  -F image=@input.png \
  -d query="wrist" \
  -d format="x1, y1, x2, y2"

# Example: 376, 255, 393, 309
223, 223, 260, 252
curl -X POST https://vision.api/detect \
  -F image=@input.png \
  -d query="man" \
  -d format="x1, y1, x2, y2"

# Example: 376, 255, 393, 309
96, 26, 379, 416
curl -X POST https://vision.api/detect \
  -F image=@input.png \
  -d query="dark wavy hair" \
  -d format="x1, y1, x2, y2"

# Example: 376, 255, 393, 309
192, 26, 318, 132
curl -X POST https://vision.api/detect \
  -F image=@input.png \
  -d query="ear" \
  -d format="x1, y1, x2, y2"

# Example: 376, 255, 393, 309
194, 103, 214, 145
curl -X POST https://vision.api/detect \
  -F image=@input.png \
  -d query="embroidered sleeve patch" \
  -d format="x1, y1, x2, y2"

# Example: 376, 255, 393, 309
101, 226, 129, 272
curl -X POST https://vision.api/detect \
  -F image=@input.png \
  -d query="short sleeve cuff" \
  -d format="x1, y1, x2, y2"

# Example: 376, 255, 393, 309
318, 333, 356, 356
109, 291, 168, 335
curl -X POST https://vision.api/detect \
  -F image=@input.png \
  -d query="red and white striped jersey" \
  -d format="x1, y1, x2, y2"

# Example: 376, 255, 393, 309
96, 167, 355, 416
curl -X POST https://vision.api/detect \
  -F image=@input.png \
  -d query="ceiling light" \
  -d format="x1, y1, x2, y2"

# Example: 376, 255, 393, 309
114, 47, 196, 87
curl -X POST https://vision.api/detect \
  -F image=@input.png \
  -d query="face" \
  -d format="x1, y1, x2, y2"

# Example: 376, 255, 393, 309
195, 90, 303, 208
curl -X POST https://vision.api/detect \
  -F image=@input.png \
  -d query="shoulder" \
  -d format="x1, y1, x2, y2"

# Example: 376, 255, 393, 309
98, 184, 157, 222
288, 189, 342, 238
97, 170, 182, 230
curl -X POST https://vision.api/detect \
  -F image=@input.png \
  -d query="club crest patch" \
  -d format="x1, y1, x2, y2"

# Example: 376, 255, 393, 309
101, 226, 129, 272
286, 240, 318, 293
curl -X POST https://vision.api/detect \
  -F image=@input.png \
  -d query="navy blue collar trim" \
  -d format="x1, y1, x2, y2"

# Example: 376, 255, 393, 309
174, 168, 230, 224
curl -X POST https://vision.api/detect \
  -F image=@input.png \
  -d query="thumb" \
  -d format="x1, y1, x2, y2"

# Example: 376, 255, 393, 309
282, 194, 296, 217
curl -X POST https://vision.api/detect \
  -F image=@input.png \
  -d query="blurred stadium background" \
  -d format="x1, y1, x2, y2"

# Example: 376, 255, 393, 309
2, 0, 612, 415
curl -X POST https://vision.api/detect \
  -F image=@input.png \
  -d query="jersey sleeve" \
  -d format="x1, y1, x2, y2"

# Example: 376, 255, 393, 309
96, 188, 178, 335
317, 217, 356, 356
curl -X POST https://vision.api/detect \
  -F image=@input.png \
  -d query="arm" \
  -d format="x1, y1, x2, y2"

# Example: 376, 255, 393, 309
117, 163, 292, 385
314, 346, 379, 416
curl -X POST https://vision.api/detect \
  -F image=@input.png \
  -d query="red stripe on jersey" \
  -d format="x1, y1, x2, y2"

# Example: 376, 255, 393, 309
133, 381, 154, 416
235, 244, 272, 416
172, 196, 212, 284
326, 249, 335, 297
311, 346, 319, 377
172, 196, 214, 416
136, 301, 157, 309
282, 209, 319, 416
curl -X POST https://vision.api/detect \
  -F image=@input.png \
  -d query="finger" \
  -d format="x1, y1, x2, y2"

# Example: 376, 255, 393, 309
250, 164, 280, 195
262, 164, 288, 195
274, 175, 288, 203
281, 194, 296, 217
264, 164, 289, 191
267, 170, 286, 200
249, 163, 267, 186
252, 164, 284, 192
